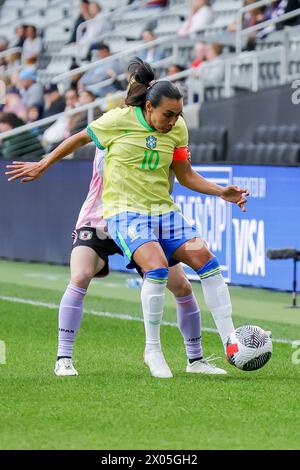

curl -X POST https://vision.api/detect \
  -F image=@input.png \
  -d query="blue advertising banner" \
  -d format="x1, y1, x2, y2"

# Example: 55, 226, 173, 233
108, 164, 300, 290
172, 165, 300, 291
173, 166, 233, 283
0, 162, 299, 291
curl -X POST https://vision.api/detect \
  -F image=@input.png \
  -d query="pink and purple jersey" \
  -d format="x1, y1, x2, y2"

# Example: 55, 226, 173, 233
75, 148, 107, 232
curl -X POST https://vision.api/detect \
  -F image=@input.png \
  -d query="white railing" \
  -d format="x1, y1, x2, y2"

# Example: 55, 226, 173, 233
50, 0, 194, 86
0, 45, 297, 144
158, 45, 287, 100
0, 47, 22, 77
163, 45, 286, 100
226, 45, 286, 95
85, 56, 177, 95
0, 0, 72, 27
51, 34, 178, 86
1, 63, 22, 77
0, 46, 22, 59
0, 92, 126, 141
75, 0, 150, 44
236, 0, 300, 53
73, 3, 178, 57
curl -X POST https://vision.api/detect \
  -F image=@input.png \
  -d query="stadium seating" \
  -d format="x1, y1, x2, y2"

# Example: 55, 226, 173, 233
253, 125, 300, 145
229, 122, 300, 165
230, 142, 300, 165
188, 126, 227, 161
189, 142, 218, 164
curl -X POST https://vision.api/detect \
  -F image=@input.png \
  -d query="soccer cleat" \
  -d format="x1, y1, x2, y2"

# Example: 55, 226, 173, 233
54, 358, 78, 376
186, 356, 227, 375
144, 350, 173, 378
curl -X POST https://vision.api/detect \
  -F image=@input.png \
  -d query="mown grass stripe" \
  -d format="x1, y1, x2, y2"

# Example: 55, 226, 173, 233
0, 295, 293, 345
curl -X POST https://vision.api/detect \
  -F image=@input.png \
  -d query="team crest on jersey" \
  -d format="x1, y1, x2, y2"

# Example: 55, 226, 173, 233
146, 136, 157, 150
79, 230, 93, 241
127, 225, 139, 242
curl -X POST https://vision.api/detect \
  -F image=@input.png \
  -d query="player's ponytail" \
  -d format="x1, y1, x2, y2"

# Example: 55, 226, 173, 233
125, 57, 182, 108
125, 57, 155, 107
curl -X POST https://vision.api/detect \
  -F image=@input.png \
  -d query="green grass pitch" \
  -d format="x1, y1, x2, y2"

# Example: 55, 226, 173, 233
0, 260, 300, 450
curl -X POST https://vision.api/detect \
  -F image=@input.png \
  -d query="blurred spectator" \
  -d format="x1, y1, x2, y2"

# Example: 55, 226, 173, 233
228, 0, 262, 31
27, 104, 43, 122
144, 0, 168, 7
69, 57, 83, 90
259, 0, 300, 38
79, 2, 109, 45
127, 0, 168, 6
190, 42, 206, 68
19, 69, 44, 109
0, 112, 44, 160
79, 90, 98, 108
27, 104, 43, 135
3, 87, 27, 121
43, 89, 79, 148
5, 50, 22, 70
178, 0, 213, 37
138, 29, 165, 64
228, 0, 265, 49
272, 0, 300, 28
79, 43, 122, 97
0, 37, 9, 68
64, 88, 80, 110
8, 70, 20, 89
42, 84, 66, 119
0, 36, 9, 53
12, 24, 28, 49
167, 64, 188, 104
282, 0, 300, 27
22, 25, 43, 65
67, 0, 91, 44
197, 43, 224, 86
69, 90, 102, 135
27, 104, 42, 122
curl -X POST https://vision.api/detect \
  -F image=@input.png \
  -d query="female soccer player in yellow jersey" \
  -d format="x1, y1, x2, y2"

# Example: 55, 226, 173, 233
6, 58, 249, 379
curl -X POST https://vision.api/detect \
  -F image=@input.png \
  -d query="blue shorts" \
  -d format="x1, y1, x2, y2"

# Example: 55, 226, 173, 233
106, 211, 200, 268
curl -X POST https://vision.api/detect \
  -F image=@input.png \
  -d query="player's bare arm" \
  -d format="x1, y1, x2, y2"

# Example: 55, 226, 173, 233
172, 158, 250, 212
5, 129, 91, 183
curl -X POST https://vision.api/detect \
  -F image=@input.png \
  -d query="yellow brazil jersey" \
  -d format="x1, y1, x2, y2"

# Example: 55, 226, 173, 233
87, 106, 188, 218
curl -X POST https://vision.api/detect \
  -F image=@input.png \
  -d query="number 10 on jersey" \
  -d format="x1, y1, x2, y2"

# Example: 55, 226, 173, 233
141, 150, 160, 171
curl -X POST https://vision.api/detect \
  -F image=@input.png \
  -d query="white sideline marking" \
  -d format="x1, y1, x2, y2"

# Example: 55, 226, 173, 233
90, 280, 120, 288
0, 340, 6, 364
0, 295, 294, 345
25, 273, 64, 281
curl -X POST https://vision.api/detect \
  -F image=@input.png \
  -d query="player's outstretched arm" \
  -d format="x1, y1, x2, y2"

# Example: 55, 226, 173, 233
5, 129, 91, 183
172, 159, 250, 212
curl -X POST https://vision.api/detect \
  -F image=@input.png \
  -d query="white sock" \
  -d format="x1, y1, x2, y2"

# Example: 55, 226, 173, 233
200, 274, 234, 349
141, 278, 167, 354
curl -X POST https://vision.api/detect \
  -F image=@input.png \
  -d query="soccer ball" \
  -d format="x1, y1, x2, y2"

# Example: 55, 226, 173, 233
226, 325, 272, 371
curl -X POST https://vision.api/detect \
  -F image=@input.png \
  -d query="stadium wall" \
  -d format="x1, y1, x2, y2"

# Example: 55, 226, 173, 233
1, 161, 299, 291
200, 84, 299, 148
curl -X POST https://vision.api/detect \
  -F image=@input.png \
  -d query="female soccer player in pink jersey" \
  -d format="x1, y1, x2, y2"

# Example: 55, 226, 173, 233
54, 147, 226, 376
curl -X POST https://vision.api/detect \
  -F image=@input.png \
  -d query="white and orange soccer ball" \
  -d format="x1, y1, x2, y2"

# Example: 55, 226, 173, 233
226, 325, 273, 371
